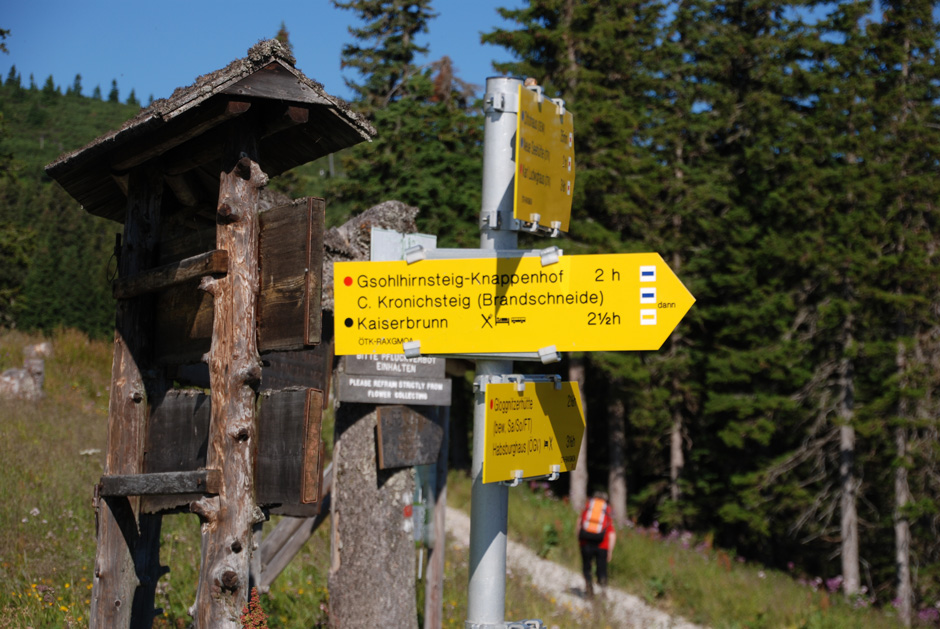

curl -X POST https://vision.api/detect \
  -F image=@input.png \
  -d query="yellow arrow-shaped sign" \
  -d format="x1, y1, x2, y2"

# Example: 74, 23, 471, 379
333, 253, 694, 355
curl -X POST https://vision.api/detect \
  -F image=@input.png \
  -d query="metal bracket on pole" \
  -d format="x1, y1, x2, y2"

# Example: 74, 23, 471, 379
403, 340, 421, 358
549, 221, 562, 238
480, 209, 502, 231
551, 98, 566, 116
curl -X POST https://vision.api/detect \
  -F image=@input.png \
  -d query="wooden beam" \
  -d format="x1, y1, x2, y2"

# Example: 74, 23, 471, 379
99, 470, 221, 496
165, 172, 202, 207
113, 250, 228, 299
261, 104, 310, 139
110, 99, 251, 172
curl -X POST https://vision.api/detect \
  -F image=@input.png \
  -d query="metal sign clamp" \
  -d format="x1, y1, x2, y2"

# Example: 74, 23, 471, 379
403, 340, 421, 358
500, 464, 562, 488
508, 620, 546, 629
539, 247, 560, 266
404, 244, 428, 264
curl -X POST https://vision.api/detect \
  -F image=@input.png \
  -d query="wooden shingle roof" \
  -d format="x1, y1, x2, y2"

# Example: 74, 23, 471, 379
46, 40, 375, 223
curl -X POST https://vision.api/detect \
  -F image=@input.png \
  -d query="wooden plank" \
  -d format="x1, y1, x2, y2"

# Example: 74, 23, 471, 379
259, 197, 325, 351
113, 249, 228, 299
302, 390, 324, 504
152, 198, 325, 364
144, 389, 211, 473
260, 313, 333, 394
376, 405, 445, 469
255, 388, 324, 506
99, 470, 221, 496
152, 282, 214, 364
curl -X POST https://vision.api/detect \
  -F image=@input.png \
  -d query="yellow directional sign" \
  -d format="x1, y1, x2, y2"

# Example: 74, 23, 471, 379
514, 85, 575, 232
483, 381, 585, 484
333, 253, 695, 355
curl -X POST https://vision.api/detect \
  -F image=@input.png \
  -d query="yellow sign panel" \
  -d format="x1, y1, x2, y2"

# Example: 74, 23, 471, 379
514, 85, 575, 232
333, 253, 695, 355
483, 381, 585, 484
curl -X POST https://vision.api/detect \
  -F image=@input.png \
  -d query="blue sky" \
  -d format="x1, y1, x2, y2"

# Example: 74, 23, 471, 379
3, 1, 524, 105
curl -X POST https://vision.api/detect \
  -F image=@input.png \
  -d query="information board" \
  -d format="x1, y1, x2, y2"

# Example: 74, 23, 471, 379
482, 381, 584, 484
334, 253, 695, 355
514, 85, 575, 232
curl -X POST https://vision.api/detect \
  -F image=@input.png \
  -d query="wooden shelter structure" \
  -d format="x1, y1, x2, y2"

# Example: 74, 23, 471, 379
46, 40, 373, 629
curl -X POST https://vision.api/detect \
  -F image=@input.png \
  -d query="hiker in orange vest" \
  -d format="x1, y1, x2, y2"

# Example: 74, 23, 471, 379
577, 491, 616, 598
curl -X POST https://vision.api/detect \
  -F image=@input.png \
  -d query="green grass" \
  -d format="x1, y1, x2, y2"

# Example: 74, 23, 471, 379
0, 329, 913, 628
448, 474, 906, 629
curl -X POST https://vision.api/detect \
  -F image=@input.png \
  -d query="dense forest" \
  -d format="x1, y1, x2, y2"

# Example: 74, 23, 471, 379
2, 0, 940, 625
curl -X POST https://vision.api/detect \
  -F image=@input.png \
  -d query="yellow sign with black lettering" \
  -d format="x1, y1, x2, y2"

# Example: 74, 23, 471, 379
482, 381, 584, 484
333, 253, 694, 355
514, 85, 575, 232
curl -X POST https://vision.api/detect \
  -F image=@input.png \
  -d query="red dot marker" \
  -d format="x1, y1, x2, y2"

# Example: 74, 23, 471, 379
344, 276, 353, 286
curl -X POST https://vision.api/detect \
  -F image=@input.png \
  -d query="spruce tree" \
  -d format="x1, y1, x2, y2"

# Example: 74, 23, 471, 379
333, 0, 437, 112
328, 1, 481, 245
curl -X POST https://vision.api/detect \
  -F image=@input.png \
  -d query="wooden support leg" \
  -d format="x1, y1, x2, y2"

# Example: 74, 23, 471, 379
91, 167, 163, 629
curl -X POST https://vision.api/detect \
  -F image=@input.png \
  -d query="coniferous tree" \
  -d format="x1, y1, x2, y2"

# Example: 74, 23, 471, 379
328, 1, 481, 245
333, 0, 437, 112
275, 21, 294, 56
107, 79, 119, 103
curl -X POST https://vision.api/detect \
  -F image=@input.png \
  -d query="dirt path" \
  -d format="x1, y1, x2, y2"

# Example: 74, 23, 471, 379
446, 507, 705, 629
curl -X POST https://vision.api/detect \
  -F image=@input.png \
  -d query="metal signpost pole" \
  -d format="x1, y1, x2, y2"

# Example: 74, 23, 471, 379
467, 76, 520, 628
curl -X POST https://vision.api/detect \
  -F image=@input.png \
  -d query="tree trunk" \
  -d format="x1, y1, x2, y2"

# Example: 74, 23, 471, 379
192, 143, 268, 627
329, 402, 417, 628
895, 341, 913, 627
669, 406, 684, 504
569, 355, 588, 513
607, 396, 627, 525
669, 249, 685, 506
838, 324, 860, 597
91, 167, 164, 629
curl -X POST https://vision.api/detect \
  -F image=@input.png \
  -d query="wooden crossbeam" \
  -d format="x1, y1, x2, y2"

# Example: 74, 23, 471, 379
112, 249, 228, 299
99, 470, 221, 497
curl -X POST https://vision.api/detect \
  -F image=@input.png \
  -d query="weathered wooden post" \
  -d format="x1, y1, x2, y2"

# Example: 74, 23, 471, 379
46, 40, 374, 628
190, 130, 268, 624
91, 166, 165, 629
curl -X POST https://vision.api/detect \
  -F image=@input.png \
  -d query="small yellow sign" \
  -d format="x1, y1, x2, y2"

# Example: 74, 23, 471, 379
514, 85, 575, 232
333, 253, 695, 355
482, 381, 584, 484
